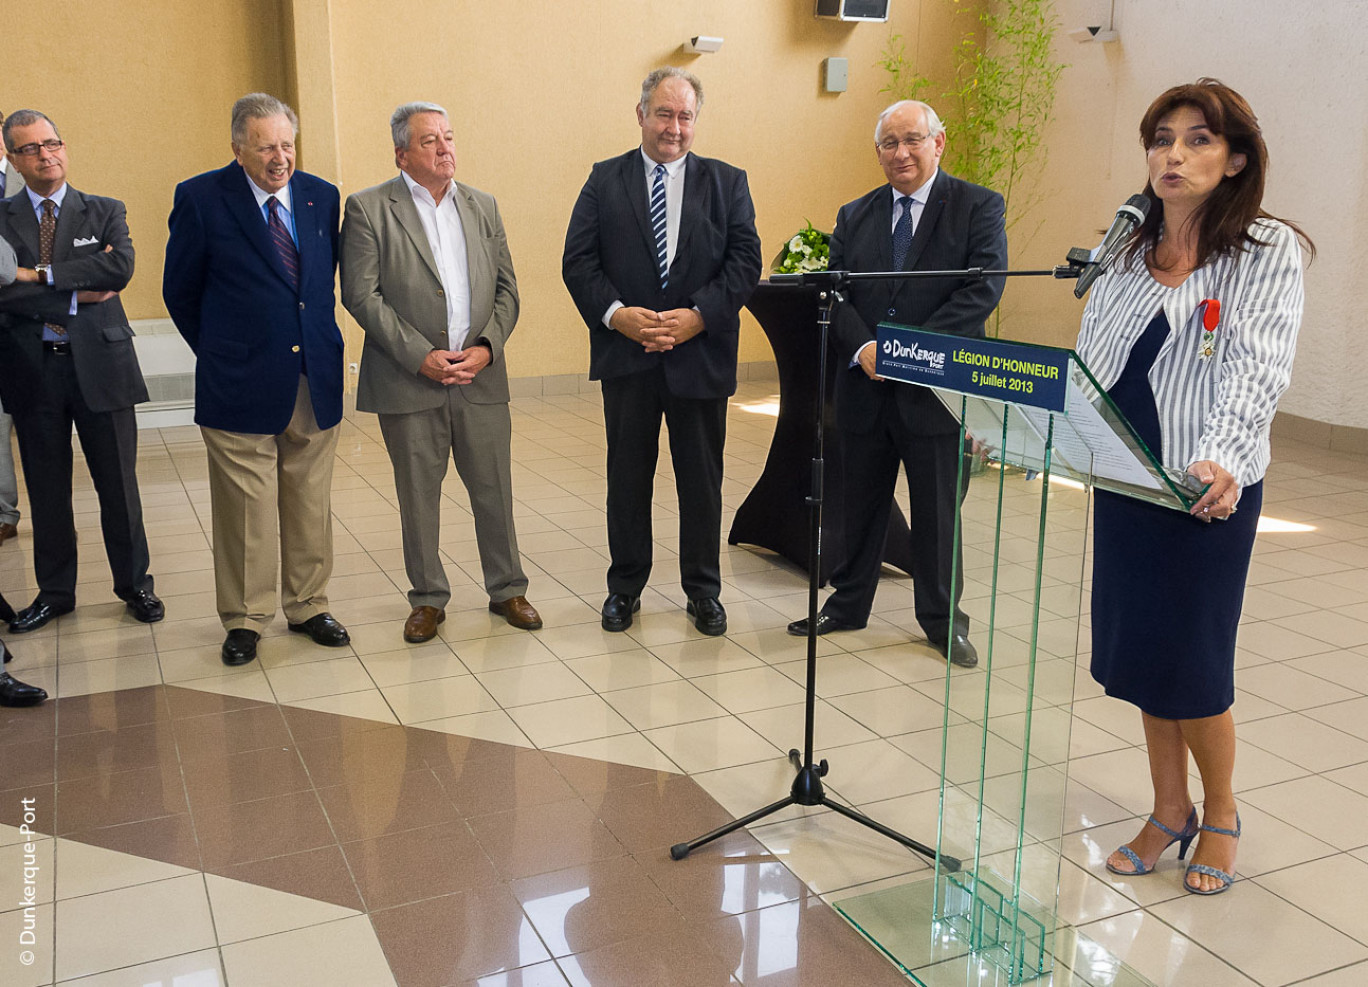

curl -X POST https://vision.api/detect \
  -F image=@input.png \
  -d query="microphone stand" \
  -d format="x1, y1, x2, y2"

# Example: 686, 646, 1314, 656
670, 260, 1082, 868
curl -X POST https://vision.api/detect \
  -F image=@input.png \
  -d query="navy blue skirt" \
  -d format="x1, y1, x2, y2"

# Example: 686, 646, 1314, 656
1090, 314, 1262, 720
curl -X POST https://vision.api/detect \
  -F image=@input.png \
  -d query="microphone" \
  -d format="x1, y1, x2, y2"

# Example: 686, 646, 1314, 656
1073, 194, 1150, 298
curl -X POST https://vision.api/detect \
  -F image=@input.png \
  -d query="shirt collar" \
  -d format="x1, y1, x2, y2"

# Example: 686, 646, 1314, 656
26, 182, 68, 211
891, 169, 938, 207
245, 174, 292, 214
400, 168, 456, 209
640, 148, 687, 179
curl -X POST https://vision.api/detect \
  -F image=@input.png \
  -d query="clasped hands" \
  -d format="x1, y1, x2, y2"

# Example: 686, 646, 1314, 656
1188, 459, 1239, 522
609, 306, 703, 352
421, 343, 491, 386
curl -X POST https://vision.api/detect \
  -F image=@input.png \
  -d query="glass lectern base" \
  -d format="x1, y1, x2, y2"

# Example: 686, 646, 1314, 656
834, 876, 1156, 986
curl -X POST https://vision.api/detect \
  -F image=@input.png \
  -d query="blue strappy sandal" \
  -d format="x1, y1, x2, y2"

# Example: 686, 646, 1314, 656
1184, 814, 1241, 895
1106, 808, 1199, 876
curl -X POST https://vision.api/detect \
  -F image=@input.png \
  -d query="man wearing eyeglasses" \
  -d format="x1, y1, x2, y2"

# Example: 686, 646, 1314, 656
785, 100, 1008, 669
0, 109, 164, 633
340, 102, 542, 644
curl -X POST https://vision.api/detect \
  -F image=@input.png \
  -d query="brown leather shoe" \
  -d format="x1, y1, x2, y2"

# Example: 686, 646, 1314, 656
0, 522, 17, 545
489, 595, 542, 630
403, 605, 445, 643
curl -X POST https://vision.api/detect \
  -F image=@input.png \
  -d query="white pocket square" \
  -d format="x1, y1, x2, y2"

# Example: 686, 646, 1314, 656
73, 236, 100, 247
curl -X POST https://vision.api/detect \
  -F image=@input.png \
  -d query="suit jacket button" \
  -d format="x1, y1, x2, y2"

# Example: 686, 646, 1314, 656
437, 289, 445, 297
299, 301, 306, 310
291, 345, 300, 353
887, 308, 897, 316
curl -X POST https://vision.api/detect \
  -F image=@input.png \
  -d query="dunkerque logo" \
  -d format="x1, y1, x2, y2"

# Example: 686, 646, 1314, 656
882, 338, 945, 369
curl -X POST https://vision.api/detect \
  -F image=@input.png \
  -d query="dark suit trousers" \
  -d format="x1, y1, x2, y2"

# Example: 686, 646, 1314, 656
602, 366, 727, 600
11, 349, 152, 607
824, 408, 970, 643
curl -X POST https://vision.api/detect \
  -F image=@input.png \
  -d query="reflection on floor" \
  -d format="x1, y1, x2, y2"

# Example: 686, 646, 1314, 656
0, 379, 1366, 985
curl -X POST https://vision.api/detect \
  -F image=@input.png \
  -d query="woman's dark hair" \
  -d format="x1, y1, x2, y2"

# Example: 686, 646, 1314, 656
1126, 78, 1314, 268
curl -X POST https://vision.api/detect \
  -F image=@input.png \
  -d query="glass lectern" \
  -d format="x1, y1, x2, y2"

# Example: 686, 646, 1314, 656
834, 325, 1199, 985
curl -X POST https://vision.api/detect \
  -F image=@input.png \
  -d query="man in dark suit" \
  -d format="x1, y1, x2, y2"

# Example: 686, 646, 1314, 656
0, 109, 163, 633
341, 102, 541, 644
164, 93, 348, 667
787, 100, 1008, 668
563, 68, 761, 637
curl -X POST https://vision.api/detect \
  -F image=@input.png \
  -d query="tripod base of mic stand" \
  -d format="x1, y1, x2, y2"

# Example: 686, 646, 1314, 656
669, 748, 961, 871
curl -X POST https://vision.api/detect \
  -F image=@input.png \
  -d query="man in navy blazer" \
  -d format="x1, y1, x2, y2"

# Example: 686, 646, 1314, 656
787, 100, 1008, 668
563, 67, 761, 637
164, 93, 349, 667
0, 109, 163, 634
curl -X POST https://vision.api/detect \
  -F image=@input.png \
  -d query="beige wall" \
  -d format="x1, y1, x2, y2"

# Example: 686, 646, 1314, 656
8, 0, 967, 380
320, 0, 963, 375
1010, 0, 1367, 427
3, 0, 290, 321
19, 2, 1358, 428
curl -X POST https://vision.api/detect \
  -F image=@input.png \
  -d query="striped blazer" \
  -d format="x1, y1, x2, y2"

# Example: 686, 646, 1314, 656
1076, 218, 1305, 492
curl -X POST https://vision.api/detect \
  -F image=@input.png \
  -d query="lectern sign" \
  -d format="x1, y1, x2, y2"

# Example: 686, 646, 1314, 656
875, 323, 1069, 413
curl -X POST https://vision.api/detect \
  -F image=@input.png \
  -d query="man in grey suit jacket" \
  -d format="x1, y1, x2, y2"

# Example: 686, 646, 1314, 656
0, 223, 46, 704
0, 109, 163, 633
341, 102, 539, 643
0, 108, 24, 548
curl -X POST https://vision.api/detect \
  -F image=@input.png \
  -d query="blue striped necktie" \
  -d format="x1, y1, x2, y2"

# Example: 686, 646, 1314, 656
892, 195, 915, 270
268, 197, 300, 291
650, 163, 669, 288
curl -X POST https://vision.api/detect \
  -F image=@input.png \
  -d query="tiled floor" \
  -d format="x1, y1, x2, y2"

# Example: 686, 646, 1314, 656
1, 379, 1366, 985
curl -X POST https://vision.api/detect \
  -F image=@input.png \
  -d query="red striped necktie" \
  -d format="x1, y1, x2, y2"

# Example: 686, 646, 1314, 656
267, 197, 300, 291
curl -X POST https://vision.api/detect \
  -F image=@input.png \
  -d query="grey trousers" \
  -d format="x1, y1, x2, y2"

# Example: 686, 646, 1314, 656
0, 406, 18, 526
378, 393, 528, 610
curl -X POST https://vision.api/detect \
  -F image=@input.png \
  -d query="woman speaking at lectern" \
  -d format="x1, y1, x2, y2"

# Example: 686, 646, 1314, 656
1075, 79, 1312, 895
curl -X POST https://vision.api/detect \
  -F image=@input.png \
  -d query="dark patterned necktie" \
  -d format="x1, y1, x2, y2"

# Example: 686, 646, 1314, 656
267, 197, 300, 291
650, 163, 668, 288
39, 199, 65, 336
892, 195, 915, 270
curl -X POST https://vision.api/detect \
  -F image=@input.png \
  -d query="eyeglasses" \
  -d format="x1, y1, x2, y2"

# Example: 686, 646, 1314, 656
10, 139, 64, 156
877, 134, 930, 153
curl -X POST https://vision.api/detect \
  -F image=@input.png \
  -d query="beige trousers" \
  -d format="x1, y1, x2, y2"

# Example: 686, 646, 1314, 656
202, 376, 339, 632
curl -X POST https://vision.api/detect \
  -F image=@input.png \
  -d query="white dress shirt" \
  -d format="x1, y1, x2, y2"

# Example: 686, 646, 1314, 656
244, 177, 298, 244
401, 170, 472, 349
889, 169, 937, 236
852, 171, 941, 366
600, 149, 688, 329
1075, 219, 1305, 492
25, 183, 78, 320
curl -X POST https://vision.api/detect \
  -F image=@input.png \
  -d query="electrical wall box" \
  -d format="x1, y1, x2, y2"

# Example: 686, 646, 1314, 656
815, 0, 890, 23
823, 57, 849, 92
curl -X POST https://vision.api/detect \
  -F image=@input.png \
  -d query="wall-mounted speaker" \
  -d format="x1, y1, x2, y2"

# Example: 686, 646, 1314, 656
815, 0, 890, 22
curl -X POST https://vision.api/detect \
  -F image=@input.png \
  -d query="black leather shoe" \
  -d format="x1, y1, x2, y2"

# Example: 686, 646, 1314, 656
601, 593, 640, 632
932, 632, 979, 669
687, 597, 727, 636
0, 671, 47, 707
124, 589, 165, 624
288, 612, 351, 647
786, 613, 853, 637
221, 629, 259, 666
9, 600, 74, 634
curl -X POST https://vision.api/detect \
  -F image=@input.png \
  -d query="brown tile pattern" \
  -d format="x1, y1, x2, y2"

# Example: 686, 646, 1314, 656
0, 685, 910, 985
